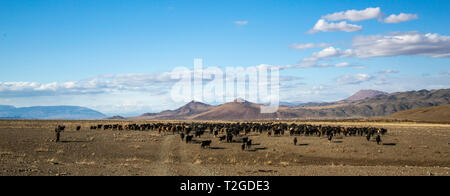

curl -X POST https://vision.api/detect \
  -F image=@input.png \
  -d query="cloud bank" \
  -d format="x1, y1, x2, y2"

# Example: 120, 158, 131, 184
323, 7, 382, 22
309, 19, 362, 33
384, 13, 418, 23
289, 43, 330, 50
352, 32, 450, 58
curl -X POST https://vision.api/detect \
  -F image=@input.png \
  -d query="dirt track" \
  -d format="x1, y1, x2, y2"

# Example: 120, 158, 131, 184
151, 135, 216, 176
0, 120, 449, 176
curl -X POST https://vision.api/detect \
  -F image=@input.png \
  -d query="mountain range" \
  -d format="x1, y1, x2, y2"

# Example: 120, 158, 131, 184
132, 89, 450, 120
0, 106, 106, 120
1, 89, 449, 120
339, 89, 388, 103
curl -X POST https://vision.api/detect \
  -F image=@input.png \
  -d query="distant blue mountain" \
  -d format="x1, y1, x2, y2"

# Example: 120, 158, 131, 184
0, 105, 15, 110
0, 105, 106, 120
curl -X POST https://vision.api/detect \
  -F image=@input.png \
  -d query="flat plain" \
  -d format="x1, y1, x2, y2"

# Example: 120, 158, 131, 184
1, 120, 449, 176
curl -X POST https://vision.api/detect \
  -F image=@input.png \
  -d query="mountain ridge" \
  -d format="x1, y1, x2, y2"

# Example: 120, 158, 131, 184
2, 88, 449, 120
132, 88, 450, 120
133, 101, 214, 120
0, 105, 106, 120
339, 89, 388, 103
389, 104, 450, 123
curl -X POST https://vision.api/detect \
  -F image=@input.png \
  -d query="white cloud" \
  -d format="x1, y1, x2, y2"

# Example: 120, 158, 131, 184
252, 64, 293, 71
384, 69, 399, 73
234, 21, 248, 25
298, 47, 354, 67
297, 32, 450, 67
289, 43, 330, 50
352, 32, 450, 58
313, 47, 341, 58
0, 64, 290, 99
384, 13, 418, 23
335, 62, 364, 68
0, 81, 106, 96
374, 69, 400, 85
319, 63, 331, 67
0, 73, 183, 98
336, 73, 373, 85
313, 47, 353, 58
309, 19, 362, 33
335, 62, 350, 67
323, 7, 382, 22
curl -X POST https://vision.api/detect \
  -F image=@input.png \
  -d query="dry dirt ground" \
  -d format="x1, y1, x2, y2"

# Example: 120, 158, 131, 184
1, 120, 449, 176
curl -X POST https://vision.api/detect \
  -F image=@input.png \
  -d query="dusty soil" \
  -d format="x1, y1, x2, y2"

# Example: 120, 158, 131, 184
1, 120, 449, 176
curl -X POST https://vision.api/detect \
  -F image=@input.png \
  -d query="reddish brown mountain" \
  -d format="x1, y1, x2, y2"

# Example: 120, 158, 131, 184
340, 90, 387, 103
190, 99, 280, 120
134, 101, 214, 120
130, 88, 450, 120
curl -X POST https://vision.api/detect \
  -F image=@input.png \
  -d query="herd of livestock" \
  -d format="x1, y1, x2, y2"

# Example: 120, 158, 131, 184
55, 122, 388, 148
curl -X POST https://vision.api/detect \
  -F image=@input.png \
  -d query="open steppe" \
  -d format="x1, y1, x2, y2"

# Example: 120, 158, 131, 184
1, 120, 449, 176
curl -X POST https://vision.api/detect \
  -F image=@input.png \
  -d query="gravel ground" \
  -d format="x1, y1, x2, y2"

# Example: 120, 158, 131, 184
1, 120, 449, 176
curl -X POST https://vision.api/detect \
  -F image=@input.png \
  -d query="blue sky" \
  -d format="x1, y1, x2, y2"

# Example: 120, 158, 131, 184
0, 0, 449, 116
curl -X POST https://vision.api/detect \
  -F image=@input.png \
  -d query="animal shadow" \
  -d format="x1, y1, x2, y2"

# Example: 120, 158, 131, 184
258, 169, 277, 173
247, 147, 267, 151
382, 143, 397, 146
60, 140, 89, 143
209, 147, 226, 150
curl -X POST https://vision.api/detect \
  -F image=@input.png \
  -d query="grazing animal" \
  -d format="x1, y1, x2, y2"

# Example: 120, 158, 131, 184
76, 126, 81, 131
241, 143, 246, 151
186, 135, 194, 143
54, 125, 65, 142
214, 130, 219, 137
226, 134, 233, 143
57, 125, 66, 131
201, 140, 212, 149
219, 135, 226, 142
180, 133, 185, 141
328, 134, 333, 143
246, 140, 252, 149
195, 131, 203, 138
294, 137, 298, 146
54, 128, 61, 142
366, 134, 371, 141
376, 135, 382, 145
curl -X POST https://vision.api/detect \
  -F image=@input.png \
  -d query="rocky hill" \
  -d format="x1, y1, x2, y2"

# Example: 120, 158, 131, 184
135, 101, 214, 120
340, 90, 388, 103
389, 104, 450, 123
190, 99, 280, 120
132, 88, 450, 120
295, 89, 450, 118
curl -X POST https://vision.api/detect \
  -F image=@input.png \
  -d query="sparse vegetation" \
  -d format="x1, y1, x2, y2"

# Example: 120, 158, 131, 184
0, 120, 449, 176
